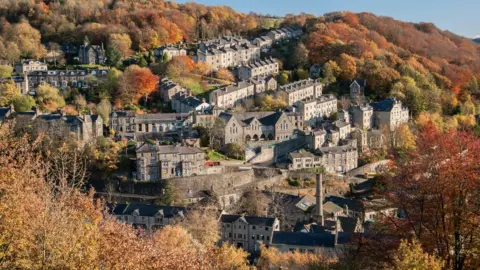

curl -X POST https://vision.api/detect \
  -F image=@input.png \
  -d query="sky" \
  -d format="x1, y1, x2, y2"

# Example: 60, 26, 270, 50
173, 0, 480, 38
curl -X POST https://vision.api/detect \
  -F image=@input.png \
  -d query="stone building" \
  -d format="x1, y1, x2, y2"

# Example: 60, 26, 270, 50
78, 38, 105, 65
295, 94, 337, 126
238, 57, 279, 80
209, 81, 255, 109
278, 78, 323, 105
171, 92, 211, 114
196, 36, 260, 70
266, 27, 303, 43
14, 60, 48, 74
371, 98, 409, 130
253, 36, 273, 49
111, 204, 186, 230
135, 143, 206, 181
249, 75, 278, 94
154, 46, 187, 59
12, 69, 108, 94
219, 111, 296, 145
349, 79, 366, 100
351, 104, 373, 130
110, 111, 191, 140
159, 78, 187, 102
220, 214, 280, 253
288, 145, 358, 173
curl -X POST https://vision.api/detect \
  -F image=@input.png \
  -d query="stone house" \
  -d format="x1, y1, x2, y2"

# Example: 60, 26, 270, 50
36, 114, 104, 142
78, 39, 105, 65
159, 78, 187, 102
135, 143, 206, 181
253, 36, 273, 49
249, 75, 278, 94
12, 69, 108, 93
154, 46, 187, 60
110, 111, 191, 140
266, 27, 303, 43
317, 145, 358, 173
14, 60, 48, 74
209, 81, 255, 109
196, 36, 260, 70
278, 78, 323, 105
219, 111, 296, 145
237, 57, 279, 80
349, 79, 366, 100
295, 94, 337, 126
220, 214, 280, 253
111, 203, 186, 230
371, 98, 409, 130
321, 120, 352, 141
351, 104, 373, 130
288, 152, 321, 170
171, 92, 211, 114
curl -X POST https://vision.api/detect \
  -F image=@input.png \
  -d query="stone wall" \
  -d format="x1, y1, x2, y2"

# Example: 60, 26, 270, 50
346, 160, 390, 177
273, 136, 307, 162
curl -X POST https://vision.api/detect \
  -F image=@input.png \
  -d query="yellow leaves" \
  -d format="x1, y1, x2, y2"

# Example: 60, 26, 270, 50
260, 94, 288, 111
395, 124, 416, 151
392, 239, 443, 270
257, 245, 333, 269
0, 80, 20, 106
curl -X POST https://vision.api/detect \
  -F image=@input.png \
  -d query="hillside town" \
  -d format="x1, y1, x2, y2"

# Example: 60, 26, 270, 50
0, 1, 479, 269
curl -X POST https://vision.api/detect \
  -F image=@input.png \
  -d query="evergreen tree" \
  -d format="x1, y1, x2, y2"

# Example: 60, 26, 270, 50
105, 46, 122, 68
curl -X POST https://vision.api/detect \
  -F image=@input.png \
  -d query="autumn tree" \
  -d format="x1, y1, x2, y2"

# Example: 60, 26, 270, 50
166, 55, 195, 79
117, 65, 159, 105
386, 123, 480, 270
0, 65, 13, 79
322, 60, 341, 84
392, 239, 443, 270
97, 99, 112, 125
215, 68, 235, 82
0, 80, 20, 106
108, 33, 132, 58
394, 123, 416, 151
181, 206, 220, 246
35, 84, 65, 112
338, 53, 357, 81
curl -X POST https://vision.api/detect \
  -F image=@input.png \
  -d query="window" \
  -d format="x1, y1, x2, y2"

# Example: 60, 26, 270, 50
229, 233, 232, 238
266, 236, 270, 241
265, 227, 269, 231
252, 226, 256, 230
237, 233, 242, 239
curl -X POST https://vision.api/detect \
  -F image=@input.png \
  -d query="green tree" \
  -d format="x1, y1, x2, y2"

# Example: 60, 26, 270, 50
12, 95, 35, 112
0, 81, 20, 106
138, 56, 148, 68
35, 84, 65, 112
105, 45, 122, 68
278, 71, 289, 85
0, 65, 13, 79
295, 68, 309, 80
224, 143, 245, 160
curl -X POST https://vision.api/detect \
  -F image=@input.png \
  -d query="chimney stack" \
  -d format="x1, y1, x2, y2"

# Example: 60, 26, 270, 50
334, 218, 339, 246
315, 173, 324, 226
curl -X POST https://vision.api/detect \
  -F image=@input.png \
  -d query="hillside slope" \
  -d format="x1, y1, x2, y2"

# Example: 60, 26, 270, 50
287, 12, 480, 115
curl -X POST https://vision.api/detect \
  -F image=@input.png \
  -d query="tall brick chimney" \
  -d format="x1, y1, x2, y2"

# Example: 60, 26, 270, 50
315, 173, 324, 226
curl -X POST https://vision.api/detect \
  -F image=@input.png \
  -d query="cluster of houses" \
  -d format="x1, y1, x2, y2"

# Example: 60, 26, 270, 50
110, 171, 397, 256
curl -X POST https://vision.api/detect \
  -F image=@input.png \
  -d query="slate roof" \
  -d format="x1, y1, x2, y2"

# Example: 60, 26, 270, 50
272, 231, 335, 247
220, 214, 276, 226
218, 111, 285, 127
136, 143, 204, 154
213, 81, 252, 96
0, 107, 11, 118
27, 69, 108, 77
323, 201, 344, 215
351, 79, 367, 88
324, 196, 363, 212
279, 78, 321, 93
243, 57, 277, 69
110, 203, 186, 218
318, 145, 357, 155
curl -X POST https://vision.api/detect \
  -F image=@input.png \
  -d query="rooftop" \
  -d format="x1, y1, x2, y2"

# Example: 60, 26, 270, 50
220, 214, 277, 227
279, 78, 321, 93
136, 143, 204, 154
110, 203, 186, 218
